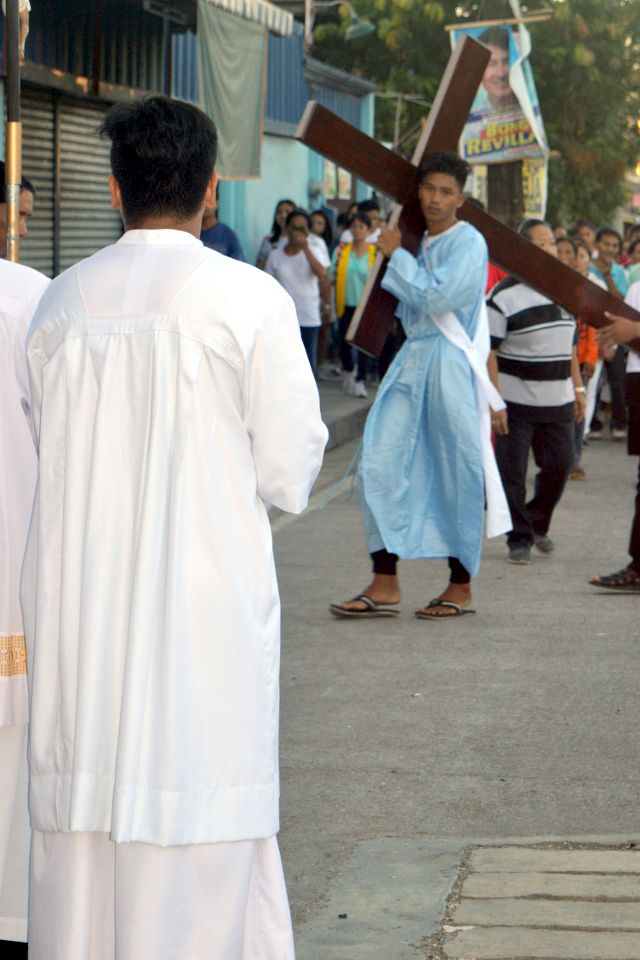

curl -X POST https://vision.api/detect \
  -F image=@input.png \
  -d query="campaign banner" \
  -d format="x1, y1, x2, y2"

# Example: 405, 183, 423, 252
450, 18, 548, 166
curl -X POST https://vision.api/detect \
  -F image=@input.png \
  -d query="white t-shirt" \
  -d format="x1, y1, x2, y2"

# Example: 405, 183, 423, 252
264, 243, 330, 328
624, 283, 640, 372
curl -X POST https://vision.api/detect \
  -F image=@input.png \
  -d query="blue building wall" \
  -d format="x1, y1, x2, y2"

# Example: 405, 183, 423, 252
172, 23, 375, 262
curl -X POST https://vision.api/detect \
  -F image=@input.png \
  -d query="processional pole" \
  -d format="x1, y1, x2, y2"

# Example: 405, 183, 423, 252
5, 0, 22, 263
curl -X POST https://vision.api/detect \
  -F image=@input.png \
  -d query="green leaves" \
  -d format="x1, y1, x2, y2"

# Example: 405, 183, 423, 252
312, 0, 640, 221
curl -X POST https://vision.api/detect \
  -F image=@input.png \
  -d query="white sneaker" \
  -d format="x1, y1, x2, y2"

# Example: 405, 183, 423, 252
352, 379, 368, 398
342, 371, 356, 395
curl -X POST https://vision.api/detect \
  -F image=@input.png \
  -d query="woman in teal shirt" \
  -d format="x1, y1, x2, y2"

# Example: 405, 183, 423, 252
331, 213, 376, 398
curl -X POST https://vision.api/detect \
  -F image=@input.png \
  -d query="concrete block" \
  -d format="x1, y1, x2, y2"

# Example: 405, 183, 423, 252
469, 848, 640, 875
463, 871, 640, 899
453, 897, 640, 929
443, 927, 640, 959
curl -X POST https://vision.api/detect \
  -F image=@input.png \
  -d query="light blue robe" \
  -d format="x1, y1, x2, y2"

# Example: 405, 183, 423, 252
360, 221, 488, 577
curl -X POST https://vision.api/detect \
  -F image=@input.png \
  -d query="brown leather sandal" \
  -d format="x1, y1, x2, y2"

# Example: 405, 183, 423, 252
589, 566, 640, 592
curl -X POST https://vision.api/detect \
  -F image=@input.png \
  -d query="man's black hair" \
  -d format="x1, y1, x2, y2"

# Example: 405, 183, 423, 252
518, 218, 551, 241
357, 198, 380, 214
418, 152, 470, 192
100, 96, 218, 226
285, 208, 311, 229
0, 161, 37, 203
574, 218, 595, 231
595, 226, 622, 247
270, 198, 296, 243
478, 26, 510, 51
348, 212, 371, 230
629, 238, 640, 257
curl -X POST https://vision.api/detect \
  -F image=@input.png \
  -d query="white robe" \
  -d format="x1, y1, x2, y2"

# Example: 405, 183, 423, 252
22, 228, 327, 848
0, 258, 50, 941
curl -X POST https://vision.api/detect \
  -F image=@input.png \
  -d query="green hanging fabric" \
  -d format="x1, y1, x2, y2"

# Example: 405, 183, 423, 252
196, 0, 266, 178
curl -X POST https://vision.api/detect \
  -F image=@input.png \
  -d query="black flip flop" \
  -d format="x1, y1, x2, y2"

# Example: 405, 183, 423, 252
415, 599, 476, 620
329, 594, 401, 619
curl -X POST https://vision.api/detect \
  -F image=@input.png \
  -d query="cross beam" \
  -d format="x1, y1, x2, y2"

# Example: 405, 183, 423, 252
296, 39, 640, 356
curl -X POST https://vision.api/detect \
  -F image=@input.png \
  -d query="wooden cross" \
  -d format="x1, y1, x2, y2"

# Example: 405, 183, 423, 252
296, 36, 640, 355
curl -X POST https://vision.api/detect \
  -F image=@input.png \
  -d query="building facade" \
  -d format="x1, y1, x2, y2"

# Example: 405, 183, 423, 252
1, 0, 375, 274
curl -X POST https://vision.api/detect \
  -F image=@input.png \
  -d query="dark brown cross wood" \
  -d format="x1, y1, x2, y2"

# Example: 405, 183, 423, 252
296, 36, 640, 356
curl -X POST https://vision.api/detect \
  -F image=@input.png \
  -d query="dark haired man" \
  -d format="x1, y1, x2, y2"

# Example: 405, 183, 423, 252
488, 219, 586, 564
22, 96, 327, 959
200, 185, 245, 261
357, 197, 382, 242
0, 162, 49, 958
0, 167, 35, 259
331, 152, 510, 620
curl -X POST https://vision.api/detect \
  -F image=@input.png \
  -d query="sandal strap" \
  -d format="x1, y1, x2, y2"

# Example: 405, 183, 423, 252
352, 594, 376, 610
426, 599, 462, 613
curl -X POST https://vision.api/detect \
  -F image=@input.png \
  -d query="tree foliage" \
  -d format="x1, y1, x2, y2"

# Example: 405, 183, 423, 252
311, 0, 640, 225
530, 0, 640, 226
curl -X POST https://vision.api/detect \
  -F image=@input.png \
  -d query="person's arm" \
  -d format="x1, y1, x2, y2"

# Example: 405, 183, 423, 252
243, 287, 328, 513
379, 225, 487, 316
571, 345, 586, 423
487, 350, 508, 434
300, 236, 329, 282
599, 311, 640, 353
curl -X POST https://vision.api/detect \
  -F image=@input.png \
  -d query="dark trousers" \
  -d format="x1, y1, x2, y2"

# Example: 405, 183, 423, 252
591, 346, 627, 431
370, 549, 470, 584
338, 307, 368, 382
300, 325, 319, 377
495, 415, 574, 548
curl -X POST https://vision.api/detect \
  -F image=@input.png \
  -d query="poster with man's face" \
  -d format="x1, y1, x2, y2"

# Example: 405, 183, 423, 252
451, 23, 546, 165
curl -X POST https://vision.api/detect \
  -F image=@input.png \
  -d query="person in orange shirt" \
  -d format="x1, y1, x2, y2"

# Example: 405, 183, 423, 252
571, 239, 603, 479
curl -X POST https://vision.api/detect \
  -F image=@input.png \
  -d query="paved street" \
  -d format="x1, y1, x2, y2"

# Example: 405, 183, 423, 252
273, 391, 640, 959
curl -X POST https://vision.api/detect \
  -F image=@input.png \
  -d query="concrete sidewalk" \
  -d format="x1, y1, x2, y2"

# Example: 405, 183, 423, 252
294, 834, 640, 959
273, 428, 640, 960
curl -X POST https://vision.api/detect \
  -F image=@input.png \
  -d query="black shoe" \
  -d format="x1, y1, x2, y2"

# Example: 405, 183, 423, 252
533, 534, 555, 555
508, 545, 532, 565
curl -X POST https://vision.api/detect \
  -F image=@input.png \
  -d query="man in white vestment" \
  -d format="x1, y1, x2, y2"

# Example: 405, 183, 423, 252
0, 166, 49, 955
21, 96, 327, 959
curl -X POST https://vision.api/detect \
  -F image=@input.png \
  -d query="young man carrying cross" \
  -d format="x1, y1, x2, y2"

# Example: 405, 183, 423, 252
330, 153, 510, 620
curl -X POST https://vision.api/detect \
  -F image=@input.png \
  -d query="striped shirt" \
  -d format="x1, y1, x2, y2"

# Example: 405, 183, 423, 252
488, 278, 576, 422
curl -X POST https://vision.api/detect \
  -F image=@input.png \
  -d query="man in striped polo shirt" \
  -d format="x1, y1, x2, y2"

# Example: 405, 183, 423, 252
487, 219, 586, 564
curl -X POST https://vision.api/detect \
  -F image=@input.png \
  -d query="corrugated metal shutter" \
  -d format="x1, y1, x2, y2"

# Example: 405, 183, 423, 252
21, 91, 56, 277
58, 100, 123, 272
